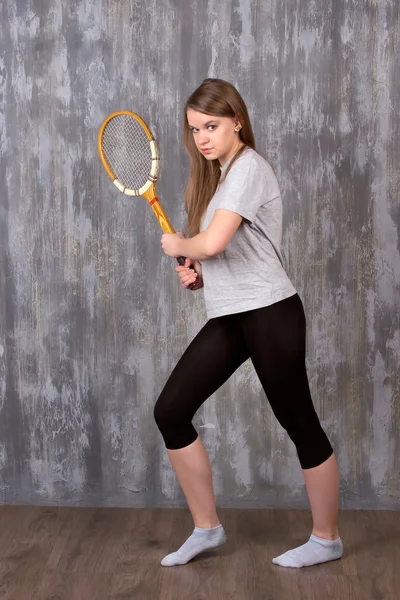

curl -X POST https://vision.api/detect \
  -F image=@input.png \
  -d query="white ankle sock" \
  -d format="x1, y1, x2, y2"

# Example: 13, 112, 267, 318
272, 534, 343, 568
161, 524, 226, 567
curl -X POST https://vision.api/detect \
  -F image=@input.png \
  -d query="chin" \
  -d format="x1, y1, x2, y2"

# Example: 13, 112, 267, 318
202, 152, 220, 161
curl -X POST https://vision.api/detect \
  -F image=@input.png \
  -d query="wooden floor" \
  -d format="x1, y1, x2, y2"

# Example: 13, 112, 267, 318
0, 506, 398, 599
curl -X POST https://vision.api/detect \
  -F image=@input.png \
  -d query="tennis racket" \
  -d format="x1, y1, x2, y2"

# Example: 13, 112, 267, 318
98, 110, 202, 290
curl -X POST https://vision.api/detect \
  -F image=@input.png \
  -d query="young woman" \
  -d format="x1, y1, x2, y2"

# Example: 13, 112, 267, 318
155, 78, 343, 568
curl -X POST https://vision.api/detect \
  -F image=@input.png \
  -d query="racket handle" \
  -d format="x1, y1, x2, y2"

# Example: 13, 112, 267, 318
176, 257, 203, 291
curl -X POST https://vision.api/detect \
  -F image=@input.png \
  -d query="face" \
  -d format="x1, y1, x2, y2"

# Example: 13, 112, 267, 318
186, 108, 243, 166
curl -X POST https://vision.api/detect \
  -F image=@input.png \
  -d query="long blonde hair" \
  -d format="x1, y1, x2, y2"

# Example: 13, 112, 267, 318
183, 78, 256, 236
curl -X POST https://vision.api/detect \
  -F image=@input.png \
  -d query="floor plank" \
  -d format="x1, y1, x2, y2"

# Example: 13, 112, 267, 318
0, 506, 398, 599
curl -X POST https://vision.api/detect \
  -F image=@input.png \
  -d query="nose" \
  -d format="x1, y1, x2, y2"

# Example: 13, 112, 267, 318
198, 130, 210, 146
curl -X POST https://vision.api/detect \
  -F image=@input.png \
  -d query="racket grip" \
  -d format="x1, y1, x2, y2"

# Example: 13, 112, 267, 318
176, 257, 203, 291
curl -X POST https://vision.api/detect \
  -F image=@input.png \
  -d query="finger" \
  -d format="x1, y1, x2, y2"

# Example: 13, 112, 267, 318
181, 267, 197, 277
180, 277, 196, 283
183, 278, 196, 288
182, 277, 197, 287
180, 272, 196, 282
184, 258, 192, 268
176, 266, 191, 273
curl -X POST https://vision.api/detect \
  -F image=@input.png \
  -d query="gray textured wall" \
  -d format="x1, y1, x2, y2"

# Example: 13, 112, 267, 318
0, 0, 399, 510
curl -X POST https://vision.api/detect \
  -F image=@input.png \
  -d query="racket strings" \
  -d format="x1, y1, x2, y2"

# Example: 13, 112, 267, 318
101, 115, 153, 191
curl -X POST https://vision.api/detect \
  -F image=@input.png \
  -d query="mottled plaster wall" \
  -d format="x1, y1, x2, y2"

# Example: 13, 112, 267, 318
0, 0, 399, 508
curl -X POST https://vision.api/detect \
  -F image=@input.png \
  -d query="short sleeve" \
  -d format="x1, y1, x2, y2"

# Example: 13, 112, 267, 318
214, 155, 267, 223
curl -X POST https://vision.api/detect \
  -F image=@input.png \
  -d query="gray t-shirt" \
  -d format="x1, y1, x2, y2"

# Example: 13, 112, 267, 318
200, 147, 297, 319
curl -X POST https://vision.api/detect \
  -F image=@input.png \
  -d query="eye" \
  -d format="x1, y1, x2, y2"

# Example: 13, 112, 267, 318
191, 128, 199, 133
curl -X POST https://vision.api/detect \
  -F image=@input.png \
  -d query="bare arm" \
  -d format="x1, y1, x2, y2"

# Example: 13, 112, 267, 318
174, 209, 243, 260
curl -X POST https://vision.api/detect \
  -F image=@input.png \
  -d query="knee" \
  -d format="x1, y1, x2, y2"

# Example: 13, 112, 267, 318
153, 396, 167, 431
281, 415, 333, 469
153, 394, 182, 433
153, 394, 198, 450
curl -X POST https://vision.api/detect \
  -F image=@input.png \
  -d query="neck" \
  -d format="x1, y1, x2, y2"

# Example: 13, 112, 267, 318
219, 141, 245, 167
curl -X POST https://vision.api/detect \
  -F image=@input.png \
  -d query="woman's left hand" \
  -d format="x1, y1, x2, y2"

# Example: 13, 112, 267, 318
161, 232, 185, 258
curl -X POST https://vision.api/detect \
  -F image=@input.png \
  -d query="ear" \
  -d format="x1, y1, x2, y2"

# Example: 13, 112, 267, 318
234, 115, 242, 131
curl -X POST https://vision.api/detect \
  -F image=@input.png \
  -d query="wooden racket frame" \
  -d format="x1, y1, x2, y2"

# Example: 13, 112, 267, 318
98, 110, 175, 234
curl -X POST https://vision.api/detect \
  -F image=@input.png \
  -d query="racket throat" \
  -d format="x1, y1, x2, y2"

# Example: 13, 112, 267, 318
148, 197, 176, 234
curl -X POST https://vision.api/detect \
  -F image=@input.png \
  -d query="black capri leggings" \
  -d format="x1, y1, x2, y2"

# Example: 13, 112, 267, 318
154, 293, 333, 470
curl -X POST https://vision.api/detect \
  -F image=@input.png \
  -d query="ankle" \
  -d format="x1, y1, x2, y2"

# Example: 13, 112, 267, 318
194, 520, 221, 529
312, 528, 340, 540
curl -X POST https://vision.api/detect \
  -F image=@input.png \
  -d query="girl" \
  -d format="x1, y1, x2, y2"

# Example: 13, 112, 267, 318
155, 78, 343, 568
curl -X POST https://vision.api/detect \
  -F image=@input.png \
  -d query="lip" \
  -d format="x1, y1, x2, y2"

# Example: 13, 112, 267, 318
201, 148, 213, 154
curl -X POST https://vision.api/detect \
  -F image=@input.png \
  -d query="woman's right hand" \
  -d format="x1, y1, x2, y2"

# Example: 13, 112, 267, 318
176, 258, 204, 290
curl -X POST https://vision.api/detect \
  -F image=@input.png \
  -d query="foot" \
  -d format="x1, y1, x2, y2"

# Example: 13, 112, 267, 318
272, 534, 343, 568
161, 524, 226, 567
